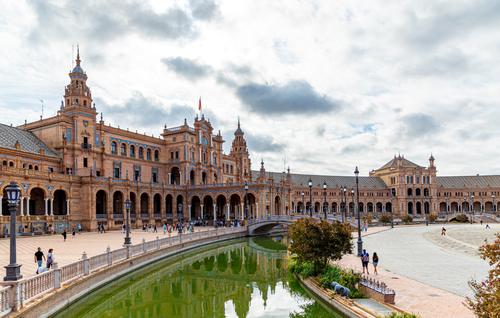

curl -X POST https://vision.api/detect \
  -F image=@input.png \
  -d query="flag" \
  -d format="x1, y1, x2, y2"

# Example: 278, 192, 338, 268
198, 97, 202, 111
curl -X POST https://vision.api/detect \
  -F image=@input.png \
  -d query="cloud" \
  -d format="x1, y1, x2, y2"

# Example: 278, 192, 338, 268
97, 93, 195, 128
27, 0, 219, 43
402, 48, 472, 77
162, 57, 213, 80
246, 133, 286, 153
236, 80, 341, 115
400, 113, 440, 138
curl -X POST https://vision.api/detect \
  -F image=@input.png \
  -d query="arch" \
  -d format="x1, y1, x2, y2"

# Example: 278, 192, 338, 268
415, 188, 421, 196
485, 201, 493, 212
275, 196, 281, 215
332, 202, 337, 213
29, 187, 45, 215
171, 167, 180, 185
2, 188, 10, 216
424, 201, 430, 214
297, 201, 304, 214
129, 192, 137, 216
439, 202, 447, 212
385, 202, 392, 213
202, 172, 207, 184
213, 173, 218, 183
140, 193, 149, 215
111, 141, 117, 154
358, 202, 364, 213
367, 202, 374, 213
96, 190, 107, 216
216, 195, 227, 220
314, 202, 321, 213
176, 195, 184, 220
120, 143, 127, 156
2, 160, 6, 166
408, 202, 414, 214
423, 188, 429, 197
462, 201, 470, 212
416, 201, 422, 214
348, 202, 354, 215
190, 170, 195, 185
153, 193, 162, 216
28, 164, 33, 170
34, 165, 39, 171
305, 201, 311, 214
376, 202, 383, 213
407, 188, 413, 196
244, 193, 256, 219
203, 195, 214, 221
154, 149, 159, 161
130, 145, 136, 158
113, 191, 124, 215
322, 201, 329, 214
165, 194, 173, 217
53, 189, 67, 215
138, 147, 144, 159
451, 202, 459, 212
230, 194, 241, 219
190, 196, 201, 220
146, 148, 152, 160
473, 201, 481, 212
9, 161, 14, 167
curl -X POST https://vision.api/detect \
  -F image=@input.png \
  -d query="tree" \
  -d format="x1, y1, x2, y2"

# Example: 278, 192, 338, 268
466, 234, 500, 318
379, 213, 392, 225
289, 218, 352, 272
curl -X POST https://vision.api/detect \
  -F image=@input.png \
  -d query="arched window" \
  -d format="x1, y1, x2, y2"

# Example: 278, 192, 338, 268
154, 150, 159, 162
111, 141, 117, 154
120, 143, 127, 156
9, 161, 14, 167
34, 165, 39, 171
407, 188, 413, 196
130, 145, 136, 158
2, 160, 7, 166
139, 147, 144, 159
147, 149, 152, 161
415, 188, 421, 196
28, 164, 33, 170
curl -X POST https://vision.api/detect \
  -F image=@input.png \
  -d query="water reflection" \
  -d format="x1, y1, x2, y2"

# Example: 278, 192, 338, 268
53, 237, 342, 318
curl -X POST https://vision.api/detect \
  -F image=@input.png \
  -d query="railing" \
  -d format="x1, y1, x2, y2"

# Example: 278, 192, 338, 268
0, 226, 246, 316
153, 214, 162, 219
81, 143, 92, 150
140, 214, 149, 220
96, 214, 107, 220
113, 214, 124, 220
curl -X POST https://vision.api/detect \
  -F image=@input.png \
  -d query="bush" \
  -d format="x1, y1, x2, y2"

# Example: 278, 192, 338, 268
362, 214, 373, 224
450, 213, 469, 223
379, 213, 392, 225
401, 214, 413, 224
428, 213, 438, 223
319, 264, 364, 298
289, 258, 317, 278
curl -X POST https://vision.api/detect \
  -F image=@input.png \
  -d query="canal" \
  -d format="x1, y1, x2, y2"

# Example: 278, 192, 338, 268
53, 236, 344, 318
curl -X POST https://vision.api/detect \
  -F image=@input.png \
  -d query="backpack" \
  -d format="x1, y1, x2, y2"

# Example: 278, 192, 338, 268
362, 253, 369, 262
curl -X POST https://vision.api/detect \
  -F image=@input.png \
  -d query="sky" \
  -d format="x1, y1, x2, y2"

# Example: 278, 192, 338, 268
0, 0, 499, 176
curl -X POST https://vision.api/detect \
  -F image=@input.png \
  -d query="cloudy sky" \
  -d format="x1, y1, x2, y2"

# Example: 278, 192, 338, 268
1, 0, 499, 176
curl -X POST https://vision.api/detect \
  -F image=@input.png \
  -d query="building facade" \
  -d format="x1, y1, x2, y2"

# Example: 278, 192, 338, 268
1, 54, 499, 234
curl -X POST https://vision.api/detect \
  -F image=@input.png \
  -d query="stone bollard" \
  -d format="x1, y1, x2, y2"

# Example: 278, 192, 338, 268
126, 244, 131, 259
156, 236, 160, 250
106, 247, 112, 266
82, 252, 90, 275
142, 238, 146, 253
53, 262, 61, 289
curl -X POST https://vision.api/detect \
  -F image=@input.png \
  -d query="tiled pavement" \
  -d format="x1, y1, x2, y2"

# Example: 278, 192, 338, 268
0, 227, 212, 278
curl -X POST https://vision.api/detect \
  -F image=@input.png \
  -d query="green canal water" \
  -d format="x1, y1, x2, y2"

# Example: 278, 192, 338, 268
53, 237, 344, 318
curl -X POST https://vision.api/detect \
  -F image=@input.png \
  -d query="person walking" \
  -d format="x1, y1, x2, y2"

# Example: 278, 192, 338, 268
486, 223, 491, 229
62, 229, 67, 241
153, 224, 157, 233
361, 249, 370, 274
46, 248, 55, 269
72, 227, 76, 238
441, 227, 447, 236
34, 247, 46, 274
372, 252, 379, 275
163, 223, 167, 235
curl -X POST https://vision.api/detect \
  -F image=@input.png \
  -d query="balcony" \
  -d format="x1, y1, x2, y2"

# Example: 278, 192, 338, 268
113, 214, 124, 221
140, 213, 149, 220
81, 143, 92, 151
96, 214, 107, 220
154, 214, 162, 220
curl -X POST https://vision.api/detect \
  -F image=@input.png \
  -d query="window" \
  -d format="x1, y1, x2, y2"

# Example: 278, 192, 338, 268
154, 150, 159, 161
152, 168, 158, 183
48, 167, 54, 173
114, 162, 121, 179
9, 161, 14, 167
114, 167, 120, 178
147, 149, 151, 160
170, 152, 174, 160
2, 160, 6, 166
111, 141, 117, 154
130, 145, 135, 158
175, 151, 179, 159
121, 143, 127, 156
83, 158, 88, 168
83, 137, 88, 145
134, 166, 141, 181
83, 100, 87, 106
34, 166, 39, 171
139, 147, 144, 159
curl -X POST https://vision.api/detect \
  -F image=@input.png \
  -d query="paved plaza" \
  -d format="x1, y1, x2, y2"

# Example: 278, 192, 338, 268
0, 227, 212, 278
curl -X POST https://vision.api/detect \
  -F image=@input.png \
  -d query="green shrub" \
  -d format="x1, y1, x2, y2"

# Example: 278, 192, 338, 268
401, 214, 413, 224
320, 265, 342, 287
319, 264, 364, 298
289, 258, 317, 278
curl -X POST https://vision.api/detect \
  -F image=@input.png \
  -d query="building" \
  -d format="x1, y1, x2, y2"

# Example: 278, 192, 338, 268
1, 53, 499, 234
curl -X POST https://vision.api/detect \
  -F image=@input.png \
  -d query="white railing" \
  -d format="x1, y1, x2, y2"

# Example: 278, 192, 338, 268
0, 226, 246, 316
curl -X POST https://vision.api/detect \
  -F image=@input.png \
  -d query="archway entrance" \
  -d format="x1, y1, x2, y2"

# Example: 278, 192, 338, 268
216, 195, 227, 220
274, 196, 281, 215
203, 196, 214, 222
191, 196, 201, 220
171, 167, 180, 185
165, 194, 173, 219
29, 188, 45, 215
230, 194, 241, 219
53, 190, 67, 215
140, 193, 149, 217
113, 191, 124, 216
96, 190, 107, 218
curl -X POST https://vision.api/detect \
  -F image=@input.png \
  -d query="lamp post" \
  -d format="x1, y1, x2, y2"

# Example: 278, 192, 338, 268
244, 181, 249, 220
4, 181, 22, 281
390, 190, 394, 228
323, 182, 327, 220
342, 186, 347, 223
301, 191, 305, 214
354, 167, 363, 257
308, 178, 313, 217
470, 194, 474, 224
124, 199, 131, 246
492, 194, 496, 214
350, 189, 355, 220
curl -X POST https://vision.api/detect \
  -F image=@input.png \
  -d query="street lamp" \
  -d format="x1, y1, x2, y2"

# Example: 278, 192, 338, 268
342, 186, 347, 223
323, 182, 327, 220
4, 181, 22, 281
301, 191, 305, 214
244, 181, 249, 220
470, 194, 474, 224
350, 189, 355, 220
390, 190, 394, 228
308, 178, 313, 217
124, 199, 131, 246
492, 194, 496, 213
354, 167, 363, 257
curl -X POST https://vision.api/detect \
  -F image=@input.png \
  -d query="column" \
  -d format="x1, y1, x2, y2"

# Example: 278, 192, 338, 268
50, 198, 54, 215
256, 203, 259, 219
179, 172, 182, 185
240, 203, 244, 220
168, 173, 172, 185
188, 205, 191, 221
226, 204, 230, 220
213, 204, 217, 222
26, 197, 30, 216
0, 196, 2, 215
44, 198, 49, 216
200, 204, 204, 220
66, 199, 70, 216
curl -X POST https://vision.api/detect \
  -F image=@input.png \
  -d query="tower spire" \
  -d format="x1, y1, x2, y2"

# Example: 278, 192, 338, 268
76, 44, 81, 66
